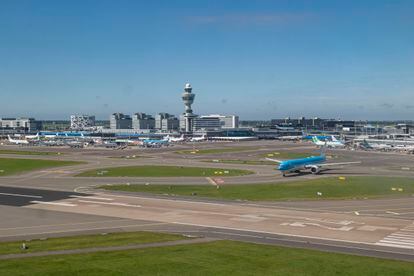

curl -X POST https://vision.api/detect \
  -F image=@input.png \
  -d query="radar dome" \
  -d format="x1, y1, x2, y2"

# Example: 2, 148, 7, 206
185, 83, 192, 89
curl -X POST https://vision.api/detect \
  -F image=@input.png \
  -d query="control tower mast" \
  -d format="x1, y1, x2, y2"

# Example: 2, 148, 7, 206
181, 83, 196, 133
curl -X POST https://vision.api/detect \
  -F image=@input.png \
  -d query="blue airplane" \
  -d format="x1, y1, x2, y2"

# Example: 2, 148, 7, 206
266, 149, 360, 176
142, 138, 169, 147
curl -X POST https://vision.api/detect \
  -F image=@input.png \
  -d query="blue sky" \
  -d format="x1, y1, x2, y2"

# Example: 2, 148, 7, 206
0, 0, 413, 120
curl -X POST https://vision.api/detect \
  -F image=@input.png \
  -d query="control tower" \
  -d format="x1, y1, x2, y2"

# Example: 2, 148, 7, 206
181, 82, 197, 132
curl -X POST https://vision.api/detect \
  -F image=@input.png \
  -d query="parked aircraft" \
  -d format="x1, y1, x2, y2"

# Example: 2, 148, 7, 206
7, 135, 29, 145
25, 133, 40, 140
190, 135, 207, 142
312, 136, 345, 148
278, 135, 303, 141
164, 134, 185, 143
143, 138, 169, 147
266, 148, 360, 176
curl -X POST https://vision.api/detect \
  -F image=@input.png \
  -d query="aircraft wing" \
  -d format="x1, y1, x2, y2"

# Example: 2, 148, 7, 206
265, 158, 282, 164
318, 161, 361, 167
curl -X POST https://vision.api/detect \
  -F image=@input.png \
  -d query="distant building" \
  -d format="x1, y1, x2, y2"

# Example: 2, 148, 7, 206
219, 115, 239, 129
132, 113, 155, 130
193, 116, 221, 131
70, 115, 95, 130
192, 115, 239, 131
0, 118, 41, 132
110, 113, 132, 129
155, 113, 179, 131
271, 117, 354, 130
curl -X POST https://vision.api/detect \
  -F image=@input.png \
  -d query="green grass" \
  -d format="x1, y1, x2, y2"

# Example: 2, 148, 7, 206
0, 158, 83, 176
101, 176, 414, 201
175, 147, 254, 155
203, 159, 276, 165
0, 240, 412, 275
0, 149, 61, 156
77, 165, 254, 177
0, 231, 186, 256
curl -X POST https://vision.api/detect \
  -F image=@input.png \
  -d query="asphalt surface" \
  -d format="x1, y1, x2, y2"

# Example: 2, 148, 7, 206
0, 140, 413, 261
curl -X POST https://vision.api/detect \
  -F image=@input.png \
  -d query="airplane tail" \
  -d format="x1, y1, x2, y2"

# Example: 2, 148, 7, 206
312, 136, 319, 144
331, 135, 338, 142
7, 135, 12, 141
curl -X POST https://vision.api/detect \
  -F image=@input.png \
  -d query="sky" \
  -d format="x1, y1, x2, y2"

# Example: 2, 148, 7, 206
0, 0, 413, 120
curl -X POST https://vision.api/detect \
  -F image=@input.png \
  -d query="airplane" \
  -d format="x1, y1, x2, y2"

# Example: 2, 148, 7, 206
312, 136, 345, 148
190, 135, 207, 142
142, 138, 169, 147
278, 135, 303, 141
8, 135, 29, 145
266, 148, 360, 176
41, 132, 59, 139
164, 134, 185, 143
25, 133, 40, 140
115, 138, 143, 146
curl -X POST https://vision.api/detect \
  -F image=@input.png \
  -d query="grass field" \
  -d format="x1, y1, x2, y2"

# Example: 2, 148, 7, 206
77, 165, 254, 177
101, 176, 414, 201
0, 240, 412, 275
204, 159, 276, 165
0, 149, 60, 156
0, 158, 83, 176
0, 231, 186, 255
175, 147, 254, 155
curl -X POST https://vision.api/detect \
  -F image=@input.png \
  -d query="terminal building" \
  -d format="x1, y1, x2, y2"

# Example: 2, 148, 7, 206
271, 117, 355, 130
155, 113, 179, 131
110, 113, 132, 129
70, 115, 95, 130
192, 115, 239, 131
0, 117, 41, 132
132, 113, 155, 130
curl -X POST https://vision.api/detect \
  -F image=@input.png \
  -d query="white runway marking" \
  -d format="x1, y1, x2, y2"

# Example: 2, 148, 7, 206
77, 200, 142, 208
30, 200, 77, 207
69, 195, 114, 201
376, 223, 414, 249
0, 192, 42, 199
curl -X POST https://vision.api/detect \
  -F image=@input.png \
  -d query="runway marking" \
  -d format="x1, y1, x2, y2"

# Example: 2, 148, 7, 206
0, 192, 42, 199
77, 200, 142, 208
0, 222, 171, 239
100, 193, 228, 207
30, 201, 77, 207
386, 211, 400, 215
376, 223, 414, 249
309, 202, 414, 211
171, 222, 398, 249
280, 222, 353, 231
0, 219, 137, 231
206, 177, 217, 186
69, 195, 114, 201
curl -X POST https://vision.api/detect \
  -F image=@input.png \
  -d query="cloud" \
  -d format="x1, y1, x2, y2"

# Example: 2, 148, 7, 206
185, 12, 316, 27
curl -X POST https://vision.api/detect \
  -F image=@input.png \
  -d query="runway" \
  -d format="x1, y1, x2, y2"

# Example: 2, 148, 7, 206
0, 185, 414, 261
0, 140, 414, 261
